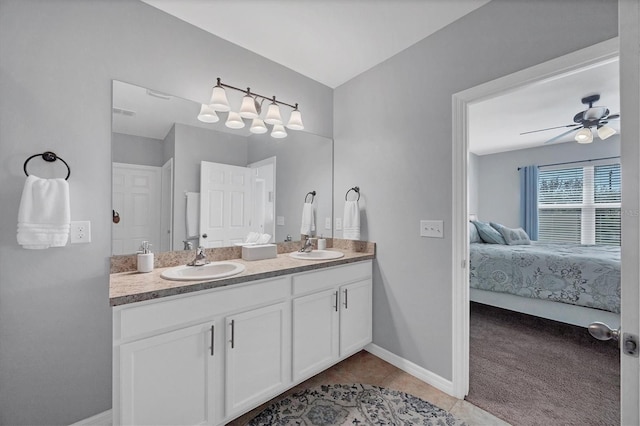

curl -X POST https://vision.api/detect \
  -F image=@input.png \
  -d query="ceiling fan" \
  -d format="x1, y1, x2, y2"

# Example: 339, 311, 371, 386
520, 94, 620, 145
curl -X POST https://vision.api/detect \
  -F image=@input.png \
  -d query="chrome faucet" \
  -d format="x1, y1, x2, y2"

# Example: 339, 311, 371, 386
299, 236, 313, 253
187, 246, 210, 266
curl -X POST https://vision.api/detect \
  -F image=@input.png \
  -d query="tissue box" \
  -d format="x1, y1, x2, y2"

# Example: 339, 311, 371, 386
242, 244, 277, 261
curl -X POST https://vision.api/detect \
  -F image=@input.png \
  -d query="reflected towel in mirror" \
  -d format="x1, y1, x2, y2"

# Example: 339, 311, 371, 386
300, 202, 316, 236
185, 192, 199, 239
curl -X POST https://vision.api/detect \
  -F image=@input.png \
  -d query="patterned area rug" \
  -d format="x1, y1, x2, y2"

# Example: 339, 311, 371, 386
248, 384, 466, 425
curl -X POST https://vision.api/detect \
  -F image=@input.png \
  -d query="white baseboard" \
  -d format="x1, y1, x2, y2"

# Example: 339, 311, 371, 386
69, 410, 112, 426
365, 343, 454, 396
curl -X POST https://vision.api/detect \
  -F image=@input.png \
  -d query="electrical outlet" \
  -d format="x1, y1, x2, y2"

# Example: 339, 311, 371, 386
325, 217, 332, 230
335, 218, 342, 231
420, 220, 443, 238
70, 220, 91, 243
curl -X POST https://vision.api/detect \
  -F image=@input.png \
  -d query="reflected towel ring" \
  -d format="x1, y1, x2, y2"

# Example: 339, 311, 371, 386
345, 186, 360, 201
305, 191, 316, 203
23, 151, 71, 180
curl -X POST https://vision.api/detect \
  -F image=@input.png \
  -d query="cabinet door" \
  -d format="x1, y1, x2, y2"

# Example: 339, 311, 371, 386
340, 279, 373, 357
292, 288, 340, 381
119, 322, 217, 425
225, 302, 290, 417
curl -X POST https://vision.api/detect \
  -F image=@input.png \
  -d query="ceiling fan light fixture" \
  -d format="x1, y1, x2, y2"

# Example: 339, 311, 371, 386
575, 127, 593, 144
597, 125, 616, 140
584, 106, 608, 121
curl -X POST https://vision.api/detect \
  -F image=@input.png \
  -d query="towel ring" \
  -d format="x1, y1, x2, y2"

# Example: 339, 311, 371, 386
305, 191, 316, 203
345, 186, 360, 201
23, 151, 71, 180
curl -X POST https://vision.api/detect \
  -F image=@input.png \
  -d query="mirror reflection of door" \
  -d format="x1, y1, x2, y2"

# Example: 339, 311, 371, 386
112, 163, 162, 255
200, 161, 252, 248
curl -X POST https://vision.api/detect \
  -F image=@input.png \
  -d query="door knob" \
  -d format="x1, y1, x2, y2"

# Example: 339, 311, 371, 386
588, 321, 620, 341
202, 233, 208, 238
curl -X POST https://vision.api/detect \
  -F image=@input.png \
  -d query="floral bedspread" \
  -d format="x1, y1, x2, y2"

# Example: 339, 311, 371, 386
469, 242, 620, 313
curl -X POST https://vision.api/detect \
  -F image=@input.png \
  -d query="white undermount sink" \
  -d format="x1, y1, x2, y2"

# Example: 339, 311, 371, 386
288, 250, 345, 261
160, 261, 246, 281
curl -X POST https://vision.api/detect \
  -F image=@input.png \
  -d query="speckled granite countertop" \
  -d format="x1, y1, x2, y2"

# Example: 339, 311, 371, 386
110, 249, 374, 307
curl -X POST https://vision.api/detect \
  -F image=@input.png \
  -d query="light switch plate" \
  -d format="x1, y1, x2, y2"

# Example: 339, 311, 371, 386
276, 216, 285, 226
70, 220, 92, 243
335, 217, 342, 231
420, 220, 443, 238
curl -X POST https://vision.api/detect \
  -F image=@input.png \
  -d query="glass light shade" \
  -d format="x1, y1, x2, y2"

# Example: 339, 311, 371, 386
574, 127, 593, 144
286, 109, 304, 130
597, 125, 616, 140
264, 103, 283, 125
197, 104, 219, 123
584, 107, 607, 120
225, 111, 245, 129
209, 86, 230, 112
271, 124, 287, 139
249, 118, 268, 134
239, 95, 259, 119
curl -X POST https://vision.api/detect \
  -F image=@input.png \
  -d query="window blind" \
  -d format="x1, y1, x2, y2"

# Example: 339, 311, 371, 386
537, 163, 620, 245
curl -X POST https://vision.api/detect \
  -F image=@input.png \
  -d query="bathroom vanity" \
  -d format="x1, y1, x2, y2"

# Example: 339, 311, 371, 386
110, 248, 373, 426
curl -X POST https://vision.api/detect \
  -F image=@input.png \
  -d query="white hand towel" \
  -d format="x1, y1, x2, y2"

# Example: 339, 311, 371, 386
300, 202, 316, 236
17, 175, 70, 249
343, 200, 360, 240
185, 192, 200, 239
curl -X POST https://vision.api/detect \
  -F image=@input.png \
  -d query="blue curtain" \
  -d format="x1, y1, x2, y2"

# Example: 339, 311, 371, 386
519, 165, 539, 240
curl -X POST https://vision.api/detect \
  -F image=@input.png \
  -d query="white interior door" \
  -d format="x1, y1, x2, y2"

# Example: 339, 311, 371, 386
248, 157, 276, 241
199, 161, 252, 248
112, 163, 161, 255
160, 158, 174, 252
619, 2, 640, 423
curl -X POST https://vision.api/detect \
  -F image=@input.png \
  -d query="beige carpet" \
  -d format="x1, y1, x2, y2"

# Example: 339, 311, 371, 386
466, 302, 619, 426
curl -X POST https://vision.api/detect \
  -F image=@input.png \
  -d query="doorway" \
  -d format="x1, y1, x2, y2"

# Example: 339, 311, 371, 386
451, 37, 635, 421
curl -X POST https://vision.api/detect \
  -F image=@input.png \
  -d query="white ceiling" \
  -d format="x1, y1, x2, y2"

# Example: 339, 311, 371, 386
141, 0, 491, 88
469, 59, 620, 155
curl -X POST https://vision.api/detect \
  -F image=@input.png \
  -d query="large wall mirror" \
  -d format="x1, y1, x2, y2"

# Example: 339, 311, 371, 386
111, 80, 333, 256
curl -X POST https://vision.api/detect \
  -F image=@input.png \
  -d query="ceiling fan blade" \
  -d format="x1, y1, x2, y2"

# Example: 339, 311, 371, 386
520, 123, 580, 135
543, 127, 582, 144
606, 113, 620, 120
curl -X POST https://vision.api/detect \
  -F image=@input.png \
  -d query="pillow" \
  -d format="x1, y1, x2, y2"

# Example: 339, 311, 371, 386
472, 220, 506, 244
490, 222, 531, 245
469, 222, 482, 243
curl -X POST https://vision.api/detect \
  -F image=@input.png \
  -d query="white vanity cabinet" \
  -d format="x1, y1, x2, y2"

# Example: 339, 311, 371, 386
224, 301, 290, 418
112, 259, 372, 426
292, 261, 372, 382
119, 321, 218, 425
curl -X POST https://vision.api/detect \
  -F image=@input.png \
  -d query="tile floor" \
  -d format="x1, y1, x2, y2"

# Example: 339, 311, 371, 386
227, 350, 510, 425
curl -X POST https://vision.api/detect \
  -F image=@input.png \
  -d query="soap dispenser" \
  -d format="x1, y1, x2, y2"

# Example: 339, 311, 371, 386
137, 241, 154, 273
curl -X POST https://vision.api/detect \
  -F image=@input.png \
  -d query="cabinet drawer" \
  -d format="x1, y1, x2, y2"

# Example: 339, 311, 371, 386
292, 261, 372, 295
117, 277, 290, 340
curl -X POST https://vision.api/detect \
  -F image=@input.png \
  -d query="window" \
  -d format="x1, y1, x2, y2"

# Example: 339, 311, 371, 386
538, 162, 620, 245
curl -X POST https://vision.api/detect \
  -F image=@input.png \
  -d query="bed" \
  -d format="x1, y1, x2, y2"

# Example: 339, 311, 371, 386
469, 242, 621, 328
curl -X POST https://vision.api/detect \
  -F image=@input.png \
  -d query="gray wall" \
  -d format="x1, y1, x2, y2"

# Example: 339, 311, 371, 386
112, 132, 165, 166
0, 1, 332, 424
248, 132, 333, 242
468, 152, 480, 217
475, 136, 621, 227
333, 0, 617, 380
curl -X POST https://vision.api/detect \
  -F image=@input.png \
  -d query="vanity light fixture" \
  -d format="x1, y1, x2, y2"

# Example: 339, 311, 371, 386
204, 77, 304, 138
197, 104, 219, 123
